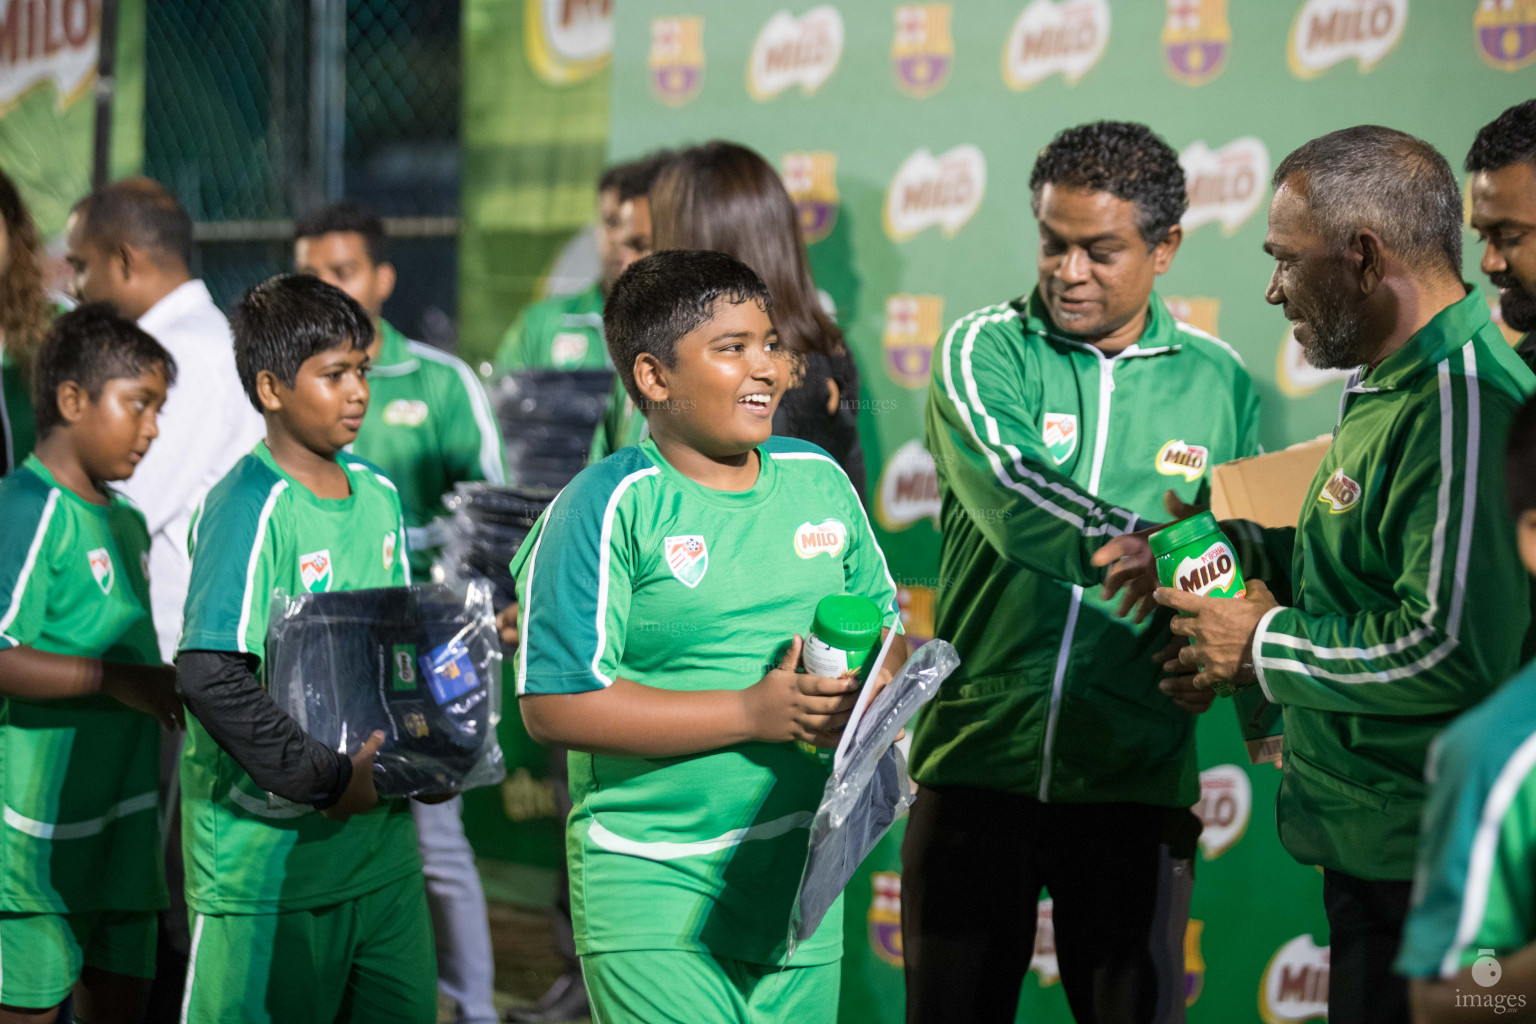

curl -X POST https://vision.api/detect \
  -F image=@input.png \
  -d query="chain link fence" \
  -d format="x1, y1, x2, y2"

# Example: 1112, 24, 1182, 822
143, 0, 461, 345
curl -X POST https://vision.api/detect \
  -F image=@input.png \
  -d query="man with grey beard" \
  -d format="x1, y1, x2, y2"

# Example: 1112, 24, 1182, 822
1098, 126, 1536, 1024
1467, 100, 1536, 371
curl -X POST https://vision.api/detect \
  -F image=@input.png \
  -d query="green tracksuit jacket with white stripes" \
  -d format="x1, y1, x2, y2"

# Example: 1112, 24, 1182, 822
909, 289, 1261, 807
1231, 290, 1535, 881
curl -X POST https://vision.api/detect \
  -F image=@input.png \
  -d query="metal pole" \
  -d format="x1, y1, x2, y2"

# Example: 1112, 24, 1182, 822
308, 0, 346, 204
92, 0, 122, 189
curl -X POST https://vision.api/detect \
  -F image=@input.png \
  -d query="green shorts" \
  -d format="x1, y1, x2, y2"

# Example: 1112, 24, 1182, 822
0, 909, 156, 1009
179, 871, 435, 1024
581, 950, 840, 1024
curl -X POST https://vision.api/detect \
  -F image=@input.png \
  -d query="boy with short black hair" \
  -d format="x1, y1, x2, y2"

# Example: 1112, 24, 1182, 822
1395, 395, 1536, 1020
513, 249, 904, 1023
0, 304, 182, 1023
175, 273, 435, 1023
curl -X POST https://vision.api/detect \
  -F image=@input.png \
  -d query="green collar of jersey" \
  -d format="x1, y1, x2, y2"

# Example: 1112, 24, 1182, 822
369, 319, 417, 377
1359, 287, 1490, 392
21, 453, 117, 514
639, 436, 783, 509
1019, 287, 1182, 359
253, 441, 361, 510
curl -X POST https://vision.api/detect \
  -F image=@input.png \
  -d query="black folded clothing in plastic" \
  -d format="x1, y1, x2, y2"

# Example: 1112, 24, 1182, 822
489, 369, 616, 495
438, 483, 551, 607
266, 581, 505, 798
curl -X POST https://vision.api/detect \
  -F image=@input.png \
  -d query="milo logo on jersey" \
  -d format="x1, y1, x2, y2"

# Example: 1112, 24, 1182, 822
1288, 0, 1407, 79
663, 534, 708, 588
550, 332, 592, 368
1475, 0, 1536, 71
1157, 439, 1209, 483
1318, 466, 1362, 513
299, 550, 333, 593
884, 144, 986, 242
1276, 325, 1353, 397
868, 871, 904, 967
382, 399, 428, 427
876, 439, 940, 532
87, 548, 113, 595
1163, 0, 1230, 86
650, 17, 705, 106
1195, 763, 1252, 859
0, 0, 100, 110
892, 4, 952, 98
794, 519, 847, 559
782, 151, 839, 245
524, 0, 613, 85
883, 294, 942, 387
747, 6, 844, 102
1163, 295, 1221, 337
1002, 0, 1111, 90
1175, 542, 1244, 599
1043, 412, 1078, 464
1180, 137, 1269, 235
1259, 935, 1330, 1023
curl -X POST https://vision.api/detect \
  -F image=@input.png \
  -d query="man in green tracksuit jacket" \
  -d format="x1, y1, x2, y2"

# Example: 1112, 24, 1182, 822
902, 122, 1261, 1024
1134, 128, 1536, 1024
1466, 100, 1536, 376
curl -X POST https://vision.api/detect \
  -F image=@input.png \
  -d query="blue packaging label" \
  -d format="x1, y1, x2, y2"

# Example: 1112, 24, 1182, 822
419, 639, 481, 706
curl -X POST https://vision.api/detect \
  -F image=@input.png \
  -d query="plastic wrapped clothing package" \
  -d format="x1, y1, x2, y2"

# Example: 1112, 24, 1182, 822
438, 483, 550, 609
788, 639, 960, 954
489, 369, 616, 494
266, 581, 506, 799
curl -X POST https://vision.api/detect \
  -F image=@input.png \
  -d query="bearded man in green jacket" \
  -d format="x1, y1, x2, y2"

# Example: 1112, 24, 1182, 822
901, 121, 1262, 1024
1115, 127, 1536, 1024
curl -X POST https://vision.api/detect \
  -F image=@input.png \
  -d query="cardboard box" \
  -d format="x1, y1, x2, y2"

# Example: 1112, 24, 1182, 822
1210, 435, 1332, 528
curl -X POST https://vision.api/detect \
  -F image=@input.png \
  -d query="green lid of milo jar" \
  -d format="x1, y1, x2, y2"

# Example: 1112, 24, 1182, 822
810, 594, 883, 651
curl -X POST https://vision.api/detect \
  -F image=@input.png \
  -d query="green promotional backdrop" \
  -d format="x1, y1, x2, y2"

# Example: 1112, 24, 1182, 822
598, 2, 1536, 1022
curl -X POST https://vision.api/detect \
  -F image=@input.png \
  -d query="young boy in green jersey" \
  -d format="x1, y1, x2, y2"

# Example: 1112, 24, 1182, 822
175, 274, 435, 1023
0, 305, 183, 1024
512, 249, 905, 1024
1395, 396, 1536, 1020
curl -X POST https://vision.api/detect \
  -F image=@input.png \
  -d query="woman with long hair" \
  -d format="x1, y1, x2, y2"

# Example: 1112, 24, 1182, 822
649, 141, 867, 495
0, 168, 54, 475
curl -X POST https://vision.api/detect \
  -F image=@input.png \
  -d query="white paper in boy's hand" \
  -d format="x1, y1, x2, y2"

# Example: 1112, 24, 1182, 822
833, 626, 899, 773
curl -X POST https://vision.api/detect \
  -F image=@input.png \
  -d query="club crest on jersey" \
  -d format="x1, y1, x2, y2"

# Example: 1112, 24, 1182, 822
1180, 137, 1269, 235
883, 294, 942, 388
383, 531, 397, 570
1003, 0, 1111, 91
1157, 439, 1209, 482
1042, 412, 1078, 464
892, 4, 953, 98
782, 151, 840, 244
1288, 0, 1407, 80
382, 399, 429, 427
551, 332, 591, 368
650, 17, 705, 106
87, 548, 113, 595
524, 0, 613, 85
868, 872, 904, 966
748, 6, 844, 102
1318, 467, 1361, 513
884, 144, 986, 242
1475, 0, 1536, 71
300, 550, 333, 593
664, 535, 708, 588
794, 519, 847, 559
1163, 0, 1230, 85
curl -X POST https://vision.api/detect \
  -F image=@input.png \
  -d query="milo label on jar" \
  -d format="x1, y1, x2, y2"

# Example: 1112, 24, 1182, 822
1172, 540, 1246, 600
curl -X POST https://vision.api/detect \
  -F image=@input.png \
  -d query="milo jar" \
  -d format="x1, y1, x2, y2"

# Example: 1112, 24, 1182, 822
797, 594, 883, 764
1149, 511, 1246, 698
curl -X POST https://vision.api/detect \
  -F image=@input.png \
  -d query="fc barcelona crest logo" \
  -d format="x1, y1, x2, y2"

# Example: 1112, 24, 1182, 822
892, 4, 953, 98
1184, 919, 1207, 1007
663, 535, 708, 589
1042, 412, 1078, 464
782, 152, 839, 245
87, 548, 114, 595
1475, 0, 1536, 72
883, 295, 942, 389
300, 550, 333, 594
868, 872, 903, 967
650, 17, 705, 107
1163, 0, 1230, 86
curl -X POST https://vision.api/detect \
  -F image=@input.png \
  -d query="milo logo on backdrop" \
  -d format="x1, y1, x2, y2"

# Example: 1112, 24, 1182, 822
1288, 0, 1407, 79
1175, 542, 1244, 598
649, 17, 705, 106
1157, 439, 1209, 483
1195, 763, 1252, 860
1028, 899, 1061, 986
1002, 0, 1111, 89
748, 6, 844, 101
1180, 137, 1269, 235
1276, 325, 1353, 397
782, 151, 840, 244
0, 0, 101, 108
892, 4, 953, 98
884, 144, 986, 242
1162, 0, 1231, 86
1259, 935, 1330, 1023
876, 439, 941, 532
1163, 296, 1221, 337
525, 0, 613, 85
1475, 0, 1536, 72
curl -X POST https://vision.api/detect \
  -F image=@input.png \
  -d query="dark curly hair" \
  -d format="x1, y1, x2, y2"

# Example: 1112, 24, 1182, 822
0, 167, 53, 381
1467, 99, 1536, 173
1028, 121, 1188, 249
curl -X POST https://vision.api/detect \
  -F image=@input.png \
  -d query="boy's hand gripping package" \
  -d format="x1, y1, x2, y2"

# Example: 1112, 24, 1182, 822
787, 639, 959, 953
266, 581, 506, 799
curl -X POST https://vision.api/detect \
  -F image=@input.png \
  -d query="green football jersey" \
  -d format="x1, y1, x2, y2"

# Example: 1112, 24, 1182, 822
351, 320, 506, 574
0, 345, 35, 477
178, 442, 420, 914
1396, 659, 1536, 980
494, 284, 610, 371
512, 436, 901, 967
0, 456, 167, 914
